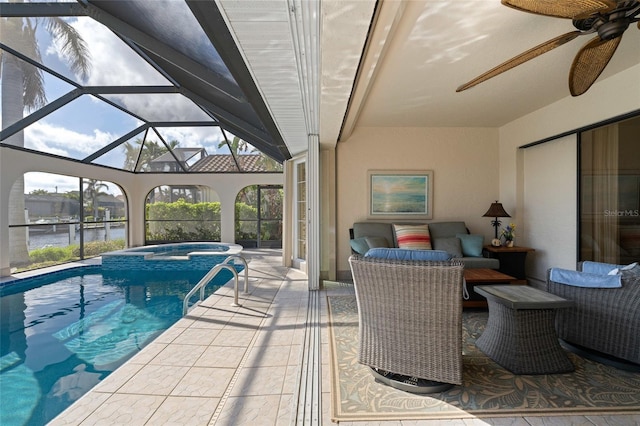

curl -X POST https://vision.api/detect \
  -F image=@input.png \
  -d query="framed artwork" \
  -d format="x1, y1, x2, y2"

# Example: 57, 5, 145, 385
367, 170, 433, 219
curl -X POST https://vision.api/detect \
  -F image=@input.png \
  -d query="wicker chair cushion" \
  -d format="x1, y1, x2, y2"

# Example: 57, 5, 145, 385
549, 268, 622, 288
581, 261, 638, 275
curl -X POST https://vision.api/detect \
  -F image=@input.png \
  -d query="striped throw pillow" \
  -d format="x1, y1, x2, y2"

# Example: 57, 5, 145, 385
393, 224, 432, 250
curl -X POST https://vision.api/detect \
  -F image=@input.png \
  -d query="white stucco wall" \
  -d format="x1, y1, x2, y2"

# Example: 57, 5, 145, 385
0, 147, 282, 276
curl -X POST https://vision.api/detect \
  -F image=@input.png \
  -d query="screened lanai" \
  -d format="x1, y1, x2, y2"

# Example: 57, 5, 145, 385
0, 0, 298, 275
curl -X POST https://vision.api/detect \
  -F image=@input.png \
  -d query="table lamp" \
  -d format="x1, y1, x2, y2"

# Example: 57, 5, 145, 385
482, 201, 511, 239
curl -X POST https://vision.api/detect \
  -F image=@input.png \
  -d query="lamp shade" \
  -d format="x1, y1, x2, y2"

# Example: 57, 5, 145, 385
483, 202, 510, 218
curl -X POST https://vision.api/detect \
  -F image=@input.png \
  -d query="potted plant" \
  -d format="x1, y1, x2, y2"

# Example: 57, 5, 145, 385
501, 223, 516, 247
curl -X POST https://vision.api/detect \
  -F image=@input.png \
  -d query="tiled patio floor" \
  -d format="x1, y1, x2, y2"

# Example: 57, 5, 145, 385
47, 249, 639, 425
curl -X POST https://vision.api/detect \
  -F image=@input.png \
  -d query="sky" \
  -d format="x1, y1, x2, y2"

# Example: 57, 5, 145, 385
2, 13, 255, 193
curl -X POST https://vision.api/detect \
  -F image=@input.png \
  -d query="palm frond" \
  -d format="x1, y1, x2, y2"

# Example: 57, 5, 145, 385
46, 17, 91, 81
21, 19, 47, 110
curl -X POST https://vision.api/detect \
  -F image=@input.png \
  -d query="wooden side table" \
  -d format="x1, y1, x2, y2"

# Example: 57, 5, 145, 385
482, 245, 535, 283
462, 268, 517, 309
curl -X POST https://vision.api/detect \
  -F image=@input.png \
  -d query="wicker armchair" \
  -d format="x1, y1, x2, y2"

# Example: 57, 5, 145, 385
348, 254, 464, 393
546, 268, 640, 369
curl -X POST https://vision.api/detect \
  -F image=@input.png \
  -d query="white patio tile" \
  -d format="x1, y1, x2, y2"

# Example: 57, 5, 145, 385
147, 396, 219, 425
148, 343, 207, 366
170, 366, 235, 397
78, 393, 165, 425
229, 366, 287, 396
117, 364, 189, 395
194, 345, 248, 369
48, 392, 111, 426
211, 329, 256, 347
171, 327, 220, 345
213, 395, 281, 426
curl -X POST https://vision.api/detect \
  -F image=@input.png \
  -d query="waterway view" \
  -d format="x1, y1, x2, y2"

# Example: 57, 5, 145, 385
28, 227, 126, 251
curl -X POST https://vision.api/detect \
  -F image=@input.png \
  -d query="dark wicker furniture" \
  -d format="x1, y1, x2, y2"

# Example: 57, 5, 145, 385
474, 285, 575, 374
348, 255, 464, 392
546, 269, 640, 369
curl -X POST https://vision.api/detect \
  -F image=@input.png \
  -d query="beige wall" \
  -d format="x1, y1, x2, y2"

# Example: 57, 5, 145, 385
497, 63, 640, 284
333, 64, 640, 281
522, 135, 578, 286
335, 126, 499, 277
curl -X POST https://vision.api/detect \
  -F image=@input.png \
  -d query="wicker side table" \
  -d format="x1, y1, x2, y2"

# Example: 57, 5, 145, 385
474, 285, 575, 375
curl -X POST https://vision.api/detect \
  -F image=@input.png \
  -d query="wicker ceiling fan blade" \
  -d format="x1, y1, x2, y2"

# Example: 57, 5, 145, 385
502, 0, 617, 19
457, 31, 582, 92
569, 35, 621, 96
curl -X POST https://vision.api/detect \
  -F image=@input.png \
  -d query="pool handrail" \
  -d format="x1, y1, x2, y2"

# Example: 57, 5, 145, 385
182, 255, 249, 316
220, 255, 249, 295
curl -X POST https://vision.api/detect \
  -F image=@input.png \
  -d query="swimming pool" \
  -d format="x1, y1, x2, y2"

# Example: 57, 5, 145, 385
101, 242, 243, 271
0, 264, 231, 426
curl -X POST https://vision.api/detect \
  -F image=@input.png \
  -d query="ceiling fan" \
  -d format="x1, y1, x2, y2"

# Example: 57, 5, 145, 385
456, 0, 640, 96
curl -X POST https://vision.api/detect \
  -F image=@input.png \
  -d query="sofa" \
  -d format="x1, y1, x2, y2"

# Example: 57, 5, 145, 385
546, 261, 640, 369
349, 221, 499, 269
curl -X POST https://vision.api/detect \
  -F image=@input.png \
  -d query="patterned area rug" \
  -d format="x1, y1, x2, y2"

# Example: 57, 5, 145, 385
328, 295, 640, 422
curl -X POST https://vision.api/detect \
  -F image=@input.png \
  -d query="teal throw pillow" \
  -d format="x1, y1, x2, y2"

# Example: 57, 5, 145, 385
349, 237, 369, 255
455, 234, 484, 257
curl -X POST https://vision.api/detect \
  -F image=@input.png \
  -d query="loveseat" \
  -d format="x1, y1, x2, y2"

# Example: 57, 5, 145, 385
349, 221, 499, 269
546, 261, 640, 368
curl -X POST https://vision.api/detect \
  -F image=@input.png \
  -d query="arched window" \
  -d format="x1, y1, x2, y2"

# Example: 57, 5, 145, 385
145, 185, 220, 244
8, 172, 127, 272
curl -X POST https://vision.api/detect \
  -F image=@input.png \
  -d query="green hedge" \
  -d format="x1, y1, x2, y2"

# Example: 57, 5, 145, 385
22, 239, 126, 272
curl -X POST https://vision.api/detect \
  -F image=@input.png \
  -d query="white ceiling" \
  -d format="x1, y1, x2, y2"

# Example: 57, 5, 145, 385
218, 0, 640, 157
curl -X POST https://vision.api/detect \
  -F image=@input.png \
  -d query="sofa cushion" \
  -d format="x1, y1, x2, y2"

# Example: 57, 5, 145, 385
456, 233, 484, 257
393, 224, 432, 250
365, 248, 451, 261
549, 268, 622, 288
432, 237, 463, 258
428, 221, 468, 239
352, 222, 396, 246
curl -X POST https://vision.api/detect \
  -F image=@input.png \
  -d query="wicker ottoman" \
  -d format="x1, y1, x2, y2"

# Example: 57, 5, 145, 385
474, 285, 575, 375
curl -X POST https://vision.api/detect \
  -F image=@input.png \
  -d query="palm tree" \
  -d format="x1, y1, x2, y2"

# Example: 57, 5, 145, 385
83, 179, 109, 220
2, 10, 90, 265
122, 138, 179, 171
219, 135, 282, 171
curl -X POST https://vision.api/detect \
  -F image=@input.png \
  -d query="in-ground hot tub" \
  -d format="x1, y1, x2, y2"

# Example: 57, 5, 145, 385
101, 242, 244, 272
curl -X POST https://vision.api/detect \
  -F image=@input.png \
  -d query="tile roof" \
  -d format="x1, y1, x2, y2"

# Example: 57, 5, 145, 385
189, 154, 268, 172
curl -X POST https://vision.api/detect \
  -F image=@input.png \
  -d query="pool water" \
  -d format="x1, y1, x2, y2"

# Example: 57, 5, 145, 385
0, 266, 222, 426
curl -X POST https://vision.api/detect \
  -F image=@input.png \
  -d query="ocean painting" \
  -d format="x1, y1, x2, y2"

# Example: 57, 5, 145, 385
370, 173, 430, 216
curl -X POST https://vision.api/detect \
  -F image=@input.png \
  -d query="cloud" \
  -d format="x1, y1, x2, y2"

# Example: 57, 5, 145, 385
26, 121, 116, 158
24, 172, 79, 194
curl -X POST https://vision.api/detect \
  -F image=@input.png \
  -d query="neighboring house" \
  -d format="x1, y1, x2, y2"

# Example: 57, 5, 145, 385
24, 194, 125, 222
149, 148, 207, 172
25, 195, 79, 220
